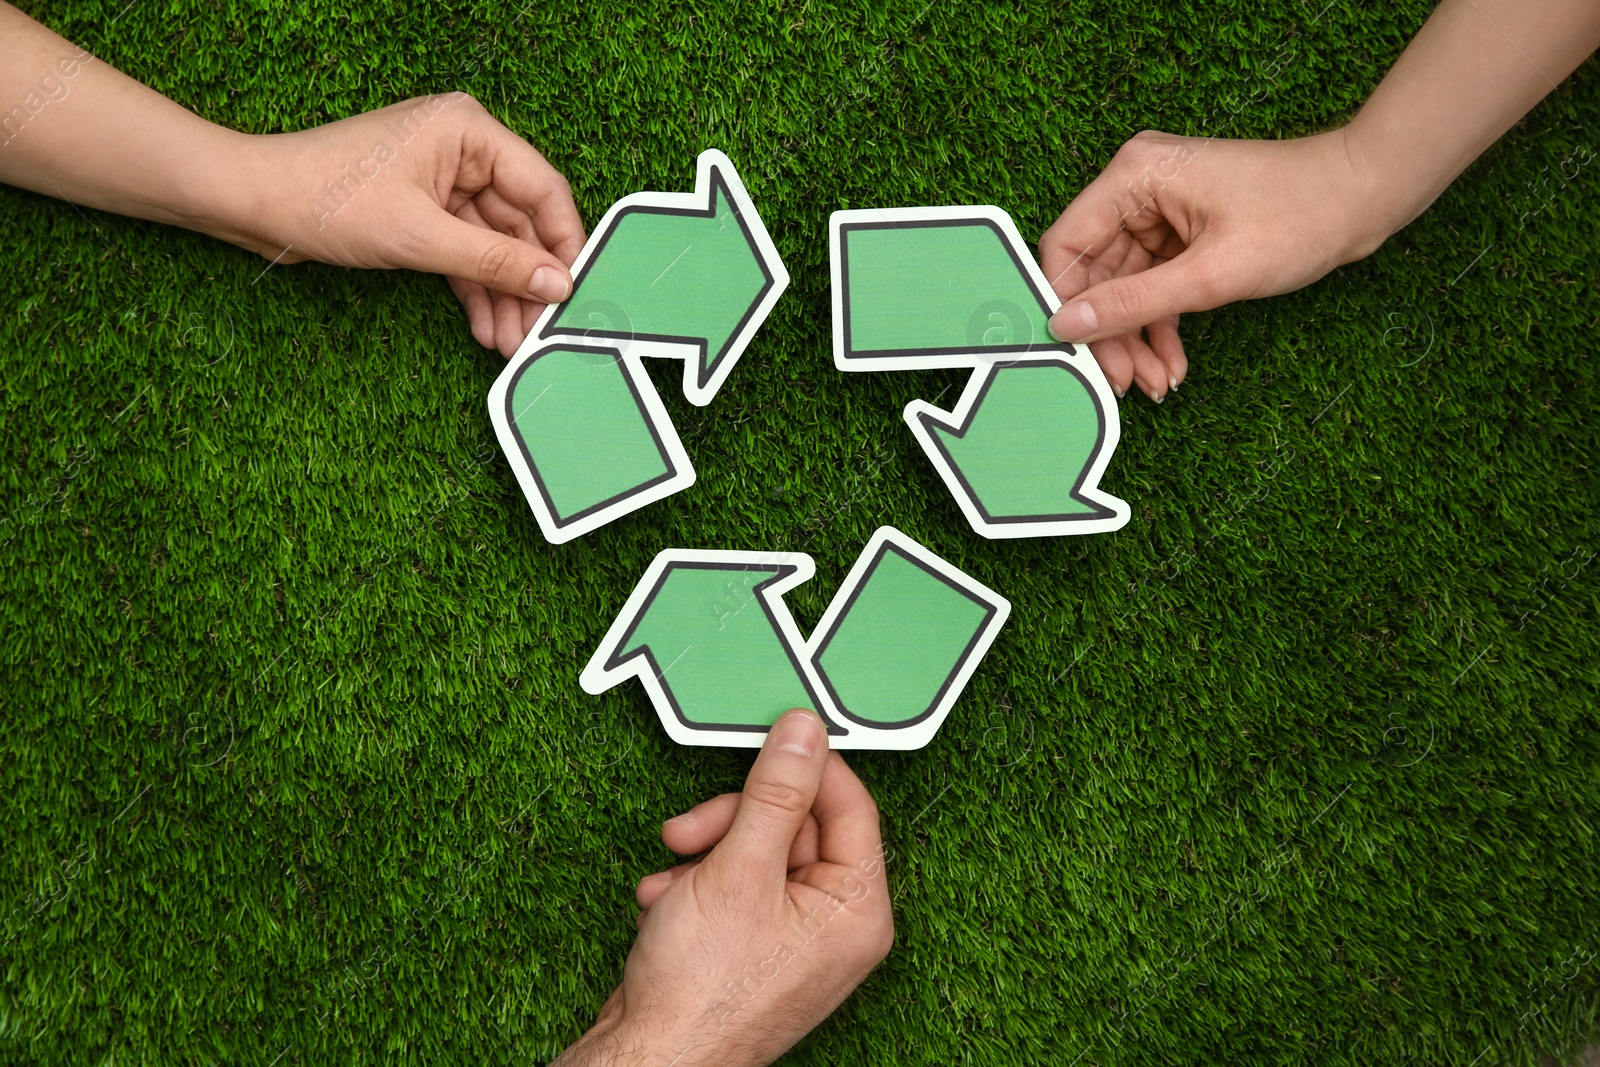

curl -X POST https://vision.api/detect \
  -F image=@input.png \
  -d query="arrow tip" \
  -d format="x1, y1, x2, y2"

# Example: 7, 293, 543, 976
677, 151, 789, 404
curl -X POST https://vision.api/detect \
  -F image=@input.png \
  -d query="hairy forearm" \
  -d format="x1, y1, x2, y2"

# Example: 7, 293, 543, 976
0, 2, 252, 241
1346, 0, 1600, 240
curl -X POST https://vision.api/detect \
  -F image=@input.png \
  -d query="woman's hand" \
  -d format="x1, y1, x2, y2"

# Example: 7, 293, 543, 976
0, 2, 587, 360
1039, 129, 1381, 402
232, 93, 586, 358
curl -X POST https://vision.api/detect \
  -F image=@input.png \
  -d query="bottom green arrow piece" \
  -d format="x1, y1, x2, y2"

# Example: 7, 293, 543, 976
580, 527, 1010, 750
595, 561, 843, 739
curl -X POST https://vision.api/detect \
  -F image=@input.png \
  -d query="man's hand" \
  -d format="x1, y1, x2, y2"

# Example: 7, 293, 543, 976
1039, 130, 1376, 404
555, 709, 894, 1067
236, 94, 586, 359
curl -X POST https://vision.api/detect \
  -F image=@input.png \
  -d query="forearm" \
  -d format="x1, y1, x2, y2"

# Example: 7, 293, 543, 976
1345, 0, 1600, 241
0, 3, 252, 243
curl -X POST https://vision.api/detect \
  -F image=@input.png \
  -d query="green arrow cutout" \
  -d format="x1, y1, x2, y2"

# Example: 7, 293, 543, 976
580, 527, 1011, 750
829, 206, 1130, 538
489, 150, 788, 544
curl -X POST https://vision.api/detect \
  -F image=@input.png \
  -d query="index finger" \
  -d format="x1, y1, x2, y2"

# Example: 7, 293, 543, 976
481, 122, 587, 267
808, 752, 883, 873
1038, 167, 1139, 302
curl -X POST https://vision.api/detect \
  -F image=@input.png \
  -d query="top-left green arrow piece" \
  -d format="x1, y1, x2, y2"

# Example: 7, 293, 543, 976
489, 150, 788, 544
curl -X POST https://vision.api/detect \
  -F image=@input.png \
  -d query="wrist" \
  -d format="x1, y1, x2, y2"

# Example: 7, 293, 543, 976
554, 1009, 740, 1067
183, 129, 282, 256
551, 1019, 659, 1067
1330, 119, 1422, 259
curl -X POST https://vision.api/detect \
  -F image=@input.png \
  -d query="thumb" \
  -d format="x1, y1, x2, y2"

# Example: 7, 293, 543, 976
709, 709, 829, 884
407, 208, 574, 304
1047, 251, 1222, 343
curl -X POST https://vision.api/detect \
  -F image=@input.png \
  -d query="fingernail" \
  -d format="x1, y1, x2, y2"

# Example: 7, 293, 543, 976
773, 710, 822, 757
529, 266, 571, 302
1153, 393, 1164, 404
1049, 301, 1098, 341
1114, 385, 1125, 399
1169, 376, 1179, 393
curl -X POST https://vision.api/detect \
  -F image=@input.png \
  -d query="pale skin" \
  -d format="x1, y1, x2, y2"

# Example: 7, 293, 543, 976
0, 2, 583, 358
6, 2, 1600, 1063
1041, 0, 1600, 403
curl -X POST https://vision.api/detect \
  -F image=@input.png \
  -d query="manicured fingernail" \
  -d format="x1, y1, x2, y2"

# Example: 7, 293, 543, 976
773, 710, 822, 757
1114, 385, 1125, 399
1169, 376, 1179, 393
1153, 392, 1164, 404
529, 266, 571, 302
1049, 301, 1099, 341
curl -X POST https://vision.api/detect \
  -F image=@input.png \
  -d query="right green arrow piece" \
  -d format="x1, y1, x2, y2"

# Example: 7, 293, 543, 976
808, 530, 1006, 735
830, 206, 1130, 538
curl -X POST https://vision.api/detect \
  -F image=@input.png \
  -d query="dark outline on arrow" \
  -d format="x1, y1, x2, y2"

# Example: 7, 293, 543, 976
503, 342, 679, 531
836, 218, 1074, 362
539, 166, 776, 394
808, 540, 1002, 730
912, 357, 1118, 526
602, 561, 848, 737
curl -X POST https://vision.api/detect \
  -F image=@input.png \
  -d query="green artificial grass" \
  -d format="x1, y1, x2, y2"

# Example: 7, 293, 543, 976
3, 1, 1599, 1063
